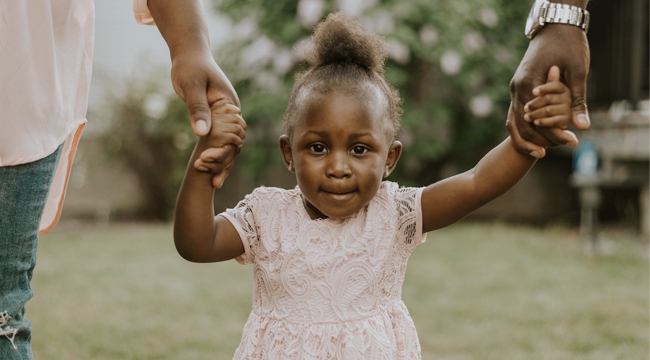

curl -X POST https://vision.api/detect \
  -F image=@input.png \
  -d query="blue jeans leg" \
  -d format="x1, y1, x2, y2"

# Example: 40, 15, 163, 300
0, 145, 62, 359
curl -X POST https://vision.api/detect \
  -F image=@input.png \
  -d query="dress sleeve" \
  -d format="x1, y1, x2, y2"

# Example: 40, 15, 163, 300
218, 190, 262, 265
395, 186, 428, 246
133, 0, 155, 25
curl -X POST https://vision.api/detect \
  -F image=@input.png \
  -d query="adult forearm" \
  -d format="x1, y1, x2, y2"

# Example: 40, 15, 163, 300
147, 0, 211, 59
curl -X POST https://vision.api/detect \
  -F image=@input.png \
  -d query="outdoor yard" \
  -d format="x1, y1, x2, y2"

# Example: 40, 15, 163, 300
30, 222, 648, 359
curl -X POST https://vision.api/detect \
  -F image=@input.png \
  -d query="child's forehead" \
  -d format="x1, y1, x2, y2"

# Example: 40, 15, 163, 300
297, 87, 390, 131
300, 84, 387, 118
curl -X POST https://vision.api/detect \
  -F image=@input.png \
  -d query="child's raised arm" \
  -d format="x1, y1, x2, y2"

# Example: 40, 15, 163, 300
173, 103, 246, 262
420, 66, 572, 233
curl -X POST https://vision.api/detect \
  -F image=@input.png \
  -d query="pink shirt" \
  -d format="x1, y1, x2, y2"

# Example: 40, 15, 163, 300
0, 1, 95, 233
0, 1, 154, 233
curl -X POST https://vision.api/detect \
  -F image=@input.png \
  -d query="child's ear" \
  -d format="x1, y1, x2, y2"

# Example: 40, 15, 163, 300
384, 140, 403, 178
279, 134, 294, 172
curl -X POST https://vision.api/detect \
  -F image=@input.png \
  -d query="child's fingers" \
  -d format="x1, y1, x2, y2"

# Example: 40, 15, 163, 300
530, 114, 572, 128
525, 92, 570, 113
525, 104, 571, 126
546, 65, 561, 82
198, 145, 240, 165
211, 162, 235, 189
213, 113, 247, 132
531, 81, 568, 97
211, 102, 242, 116
212, 122, 246, 147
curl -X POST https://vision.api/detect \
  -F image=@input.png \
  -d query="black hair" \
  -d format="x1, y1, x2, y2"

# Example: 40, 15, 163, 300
283, 11, 403, 140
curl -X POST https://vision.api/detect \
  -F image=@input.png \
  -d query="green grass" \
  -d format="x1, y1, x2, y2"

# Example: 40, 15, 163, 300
30, 222, 648, 359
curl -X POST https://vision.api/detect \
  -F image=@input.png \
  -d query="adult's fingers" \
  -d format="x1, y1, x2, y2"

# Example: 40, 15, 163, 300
506, 103, 546, 158
536, 126, 578, 147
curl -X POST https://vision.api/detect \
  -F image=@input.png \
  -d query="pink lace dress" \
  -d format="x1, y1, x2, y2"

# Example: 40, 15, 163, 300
220, 181, 427, 359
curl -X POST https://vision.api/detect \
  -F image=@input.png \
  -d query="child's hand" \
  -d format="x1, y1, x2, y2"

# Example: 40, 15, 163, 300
523, 66, 577, 146
194, 102, 246, 188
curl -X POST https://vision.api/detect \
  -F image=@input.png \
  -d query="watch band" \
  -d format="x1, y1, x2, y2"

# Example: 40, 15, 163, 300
540, 2, 590, 33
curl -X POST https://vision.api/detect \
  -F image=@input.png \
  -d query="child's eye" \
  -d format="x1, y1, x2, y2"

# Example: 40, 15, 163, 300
309, 144, 327, 153
351, 146, 369, 155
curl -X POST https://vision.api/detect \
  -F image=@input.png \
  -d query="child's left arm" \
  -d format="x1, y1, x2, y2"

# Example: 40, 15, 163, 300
420, 68, 572, 233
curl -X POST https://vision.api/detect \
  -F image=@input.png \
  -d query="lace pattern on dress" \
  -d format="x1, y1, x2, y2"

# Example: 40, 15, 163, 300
220, 182, 426, 359
394, 186, 426, 245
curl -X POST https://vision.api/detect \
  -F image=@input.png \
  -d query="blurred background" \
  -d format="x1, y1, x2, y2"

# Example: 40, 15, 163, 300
63, 0, 648, 242
31, 1, 648, 358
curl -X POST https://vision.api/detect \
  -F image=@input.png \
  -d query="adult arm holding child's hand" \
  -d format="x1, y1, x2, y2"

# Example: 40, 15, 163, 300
173, 103, 246, 263
422, 66, 572, 232
146, 0, 240, 137
509, 0, 590, 158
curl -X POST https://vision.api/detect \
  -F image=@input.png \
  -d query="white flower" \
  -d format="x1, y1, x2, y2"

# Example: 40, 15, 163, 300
360, 11, 395, 35
143, 93, 168, 119
470, 95, 493, 117
479, 8, 499, 27
337, 0, 378, 18
388, 39, 410, 64
297, 0, 324, 28
253, 71, 283, 92
440, 50, 462, 75
232, 18, 258, 41
273, 48, 295, 75
419, 25, 438, 47
240, 36, 276, 71
462, 31, 485, 52
494, 46, 512, 64
174, 132, 192, 150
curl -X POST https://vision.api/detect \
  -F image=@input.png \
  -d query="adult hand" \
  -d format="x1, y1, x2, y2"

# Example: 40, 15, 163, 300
194, 102, 246, 188
170, 50, 240, 137
146, 0, 242, 182
509, 24, 590, 158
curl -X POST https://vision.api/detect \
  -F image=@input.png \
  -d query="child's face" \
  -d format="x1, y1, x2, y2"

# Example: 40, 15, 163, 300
280, 90, 402, 220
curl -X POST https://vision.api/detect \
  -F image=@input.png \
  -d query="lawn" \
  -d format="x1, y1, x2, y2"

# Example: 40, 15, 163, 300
30, 222, 648, 359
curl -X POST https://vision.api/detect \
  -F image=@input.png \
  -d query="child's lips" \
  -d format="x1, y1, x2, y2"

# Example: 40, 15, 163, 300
321, 188, 356, 202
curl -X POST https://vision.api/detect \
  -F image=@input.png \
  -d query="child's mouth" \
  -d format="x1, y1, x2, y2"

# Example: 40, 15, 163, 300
321, 189, 355, 202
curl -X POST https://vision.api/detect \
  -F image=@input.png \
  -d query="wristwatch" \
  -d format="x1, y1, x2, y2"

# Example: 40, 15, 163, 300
525, 0, 590, 39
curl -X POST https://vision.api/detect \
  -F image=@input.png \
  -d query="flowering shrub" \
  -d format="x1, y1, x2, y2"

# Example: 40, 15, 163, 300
212, 0, 530, 185
101, 78, 194, 221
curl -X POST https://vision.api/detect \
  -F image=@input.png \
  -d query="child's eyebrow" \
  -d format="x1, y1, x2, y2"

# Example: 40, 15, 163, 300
304, 130, 375, 139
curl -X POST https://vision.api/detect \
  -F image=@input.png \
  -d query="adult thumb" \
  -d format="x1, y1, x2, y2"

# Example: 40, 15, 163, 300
185, 85, 212, 136
566, 68, 590, 130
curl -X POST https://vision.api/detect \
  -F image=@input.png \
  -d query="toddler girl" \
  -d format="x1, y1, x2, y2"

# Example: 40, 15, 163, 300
174, 12, 573, 360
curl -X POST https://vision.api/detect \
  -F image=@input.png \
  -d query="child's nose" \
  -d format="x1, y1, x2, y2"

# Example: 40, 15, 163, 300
326, 152, 351, 178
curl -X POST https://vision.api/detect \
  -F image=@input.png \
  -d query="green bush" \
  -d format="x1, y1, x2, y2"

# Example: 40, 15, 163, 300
212, 0, 531, 185
101, 79, 195, 221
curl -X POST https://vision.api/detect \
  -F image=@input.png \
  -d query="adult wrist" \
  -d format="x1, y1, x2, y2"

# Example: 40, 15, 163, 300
169, 40, 212, 62
525, 0, 590, 39
549, 0, 589, 10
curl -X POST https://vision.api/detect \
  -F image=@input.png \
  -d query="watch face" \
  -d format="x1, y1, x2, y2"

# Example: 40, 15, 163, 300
525, 0, 544, 39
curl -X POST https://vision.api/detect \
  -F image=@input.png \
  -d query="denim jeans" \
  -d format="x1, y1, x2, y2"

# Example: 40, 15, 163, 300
0, 145, 62, 359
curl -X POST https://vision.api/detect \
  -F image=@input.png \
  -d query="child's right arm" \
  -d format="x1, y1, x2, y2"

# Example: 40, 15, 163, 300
173, 102, 247, 263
